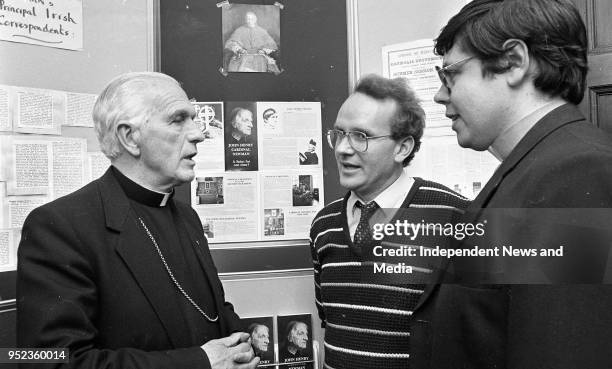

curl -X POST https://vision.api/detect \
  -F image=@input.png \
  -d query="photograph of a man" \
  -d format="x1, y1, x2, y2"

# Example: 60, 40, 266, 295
222, 5, 280, 73
277, 314, 313, 364
242, 316, 274, 365
225, 102, 258, 171
249, 324, 270, 357
298, 139, 319, 165
229, 107, 253, 144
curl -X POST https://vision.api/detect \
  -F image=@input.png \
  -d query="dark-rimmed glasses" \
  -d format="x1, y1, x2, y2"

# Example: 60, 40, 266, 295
435, 56, 475, 89
326, 129, 393, 153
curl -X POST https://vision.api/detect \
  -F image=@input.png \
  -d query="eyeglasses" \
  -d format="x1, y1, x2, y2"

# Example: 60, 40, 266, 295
326, 129, 393, 153
435, 56, 475, 89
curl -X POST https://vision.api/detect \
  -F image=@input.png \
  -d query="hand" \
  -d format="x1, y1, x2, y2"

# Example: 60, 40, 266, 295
201, 332, 260, 369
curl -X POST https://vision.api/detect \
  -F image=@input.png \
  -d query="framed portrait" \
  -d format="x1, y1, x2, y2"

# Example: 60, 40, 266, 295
222, 4, 281, 73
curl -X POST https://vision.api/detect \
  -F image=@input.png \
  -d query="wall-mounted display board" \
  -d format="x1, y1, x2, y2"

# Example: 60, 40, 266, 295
159, 0, 349, 273
0, 84, 112, 277
190, 101, 324, 244
0, 0, 151, 308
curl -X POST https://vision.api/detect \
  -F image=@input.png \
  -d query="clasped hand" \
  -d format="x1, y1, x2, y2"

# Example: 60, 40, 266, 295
202, 332, 260, 369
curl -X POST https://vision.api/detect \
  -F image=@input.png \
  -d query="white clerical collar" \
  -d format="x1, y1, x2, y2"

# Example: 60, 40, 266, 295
489, 100, 566, 161
158, 192, 172, 207
111, 166, 174, 207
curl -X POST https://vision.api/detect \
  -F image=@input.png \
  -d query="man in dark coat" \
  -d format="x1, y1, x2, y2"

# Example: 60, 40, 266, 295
411, 1, 612, 368
17, 72, 259, 369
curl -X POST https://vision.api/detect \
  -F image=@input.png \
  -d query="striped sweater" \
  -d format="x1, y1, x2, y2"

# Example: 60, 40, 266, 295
310, 178, 470, 369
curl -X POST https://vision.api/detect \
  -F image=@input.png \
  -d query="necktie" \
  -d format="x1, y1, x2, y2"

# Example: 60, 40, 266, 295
352, 201, 379, 255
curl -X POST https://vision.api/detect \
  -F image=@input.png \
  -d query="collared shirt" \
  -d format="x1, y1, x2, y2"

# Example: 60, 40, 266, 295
489, 100, 566, 161
346, 169, 415, 241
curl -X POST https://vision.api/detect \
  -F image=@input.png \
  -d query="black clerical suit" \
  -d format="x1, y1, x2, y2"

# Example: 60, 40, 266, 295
409, 105, 612, 369
17, 167, 242, 369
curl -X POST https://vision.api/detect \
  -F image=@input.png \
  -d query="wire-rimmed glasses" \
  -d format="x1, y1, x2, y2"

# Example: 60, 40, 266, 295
435, 56, 475, 89
326, 129, 393, 153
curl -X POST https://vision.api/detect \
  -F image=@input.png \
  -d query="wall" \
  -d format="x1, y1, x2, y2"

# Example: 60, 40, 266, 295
0, 0, 152, 155
352, 0, 499, 201
0, 0, 152, 346
0, 0, 334, 359
1, 0, 474, 363
222, 3, 474, 365
356, 0, 468, 77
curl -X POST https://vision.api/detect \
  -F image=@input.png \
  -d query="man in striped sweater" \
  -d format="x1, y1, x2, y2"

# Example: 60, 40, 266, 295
310, 74, 469, 369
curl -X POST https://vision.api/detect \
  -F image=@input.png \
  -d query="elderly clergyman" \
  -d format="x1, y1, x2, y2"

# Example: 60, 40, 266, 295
17, 72, 259, 369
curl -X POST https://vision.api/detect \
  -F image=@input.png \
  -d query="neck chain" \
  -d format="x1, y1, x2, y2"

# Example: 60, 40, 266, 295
138, 217, 219, 322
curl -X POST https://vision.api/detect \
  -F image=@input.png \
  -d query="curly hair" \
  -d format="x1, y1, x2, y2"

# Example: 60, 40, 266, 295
434, 0, 588, 104
354, 74, 425, 166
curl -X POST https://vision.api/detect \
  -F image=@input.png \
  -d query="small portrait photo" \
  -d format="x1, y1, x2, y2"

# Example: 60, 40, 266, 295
193, 102, 224, 140
264, 208, 285, 236
261, 107, 280, 132
202, 222, 214, 239
224, 102, 258, 171
298, 138, 319, 165
277, 314, 313, 364
241, 316, 275, 365
196, 176, 224, 205
292, 175, 319, 207
222, 4, 281, 73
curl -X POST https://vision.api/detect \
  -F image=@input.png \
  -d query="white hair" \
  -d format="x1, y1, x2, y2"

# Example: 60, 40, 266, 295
92, 72, 182, 159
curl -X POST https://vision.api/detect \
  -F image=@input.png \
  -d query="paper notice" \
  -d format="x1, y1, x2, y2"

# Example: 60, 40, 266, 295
258, 102, 322, 171
261, 170, 322, 240
0, 85, 11, 132
408, 135, 499, 199
65, 92, 97, 127
382, 39, 449, 132
7, 138, 50, 195
192, 102, 225, 171
0, 183, 6, 228
0, 229, 16, 272
6, 195, 48, 229
15, 87, 63, 135
51, 138, 87, 199
192, 171, 260, 244
87, 151, 111, 182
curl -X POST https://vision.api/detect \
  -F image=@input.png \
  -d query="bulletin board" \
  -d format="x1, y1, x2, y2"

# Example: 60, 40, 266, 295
0, 0, 152, 305
159, 0, 349, 273
0, 0, 349, 303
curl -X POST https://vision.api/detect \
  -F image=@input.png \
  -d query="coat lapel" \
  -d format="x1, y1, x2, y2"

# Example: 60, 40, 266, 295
175, 209, 230, 333
98, 169, 191, 348
413, 104, 586, 312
